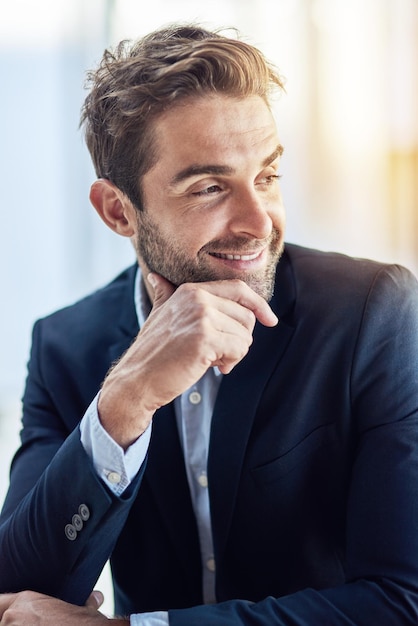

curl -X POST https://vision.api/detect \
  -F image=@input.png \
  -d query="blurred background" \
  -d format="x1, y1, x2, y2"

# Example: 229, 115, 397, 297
0, 0, 417, 614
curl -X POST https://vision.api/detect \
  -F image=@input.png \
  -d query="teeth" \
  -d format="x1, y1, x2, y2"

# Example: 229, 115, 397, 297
213, 252, 260, 261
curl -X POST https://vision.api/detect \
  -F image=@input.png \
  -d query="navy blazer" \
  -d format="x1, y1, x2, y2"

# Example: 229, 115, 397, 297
1, 243, 418, 625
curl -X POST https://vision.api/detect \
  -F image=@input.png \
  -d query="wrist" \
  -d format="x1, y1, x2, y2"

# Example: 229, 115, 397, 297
97, 393, 154, 450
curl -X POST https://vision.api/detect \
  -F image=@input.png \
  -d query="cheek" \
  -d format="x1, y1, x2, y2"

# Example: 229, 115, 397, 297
175, 214, 223, 252
180, 230, 209, 257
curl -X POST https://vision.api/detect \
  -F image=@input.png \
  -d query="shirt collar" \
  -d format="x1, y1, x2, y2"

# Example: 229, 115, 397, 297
133, 265, 152, 329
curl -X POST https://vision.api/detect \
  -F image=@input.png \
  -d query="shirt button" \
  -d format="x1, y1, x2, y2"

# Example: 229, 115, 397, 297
189, 391, 202, 405
206, 557, 216, 572
107, 471, 122, 484
197, 473, 208, 488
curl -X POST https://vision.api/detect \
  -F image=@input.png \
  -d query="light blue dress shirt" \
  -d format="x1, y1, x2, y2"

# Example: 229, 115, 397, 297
80, 267, 222, 624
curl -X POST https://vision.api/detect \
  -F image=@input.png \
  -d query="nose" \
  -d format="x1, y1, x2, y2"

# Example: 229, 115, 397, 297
227, 187, 274, 240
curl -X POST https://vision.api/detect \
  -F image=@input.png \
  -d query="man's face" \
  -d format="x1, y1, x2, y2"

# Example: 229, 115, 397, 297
135, 94, 286, 301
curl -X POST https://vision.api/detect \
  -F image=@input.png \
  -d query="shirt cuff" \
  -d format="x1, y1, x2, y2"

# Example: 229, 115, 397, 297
130, 611, 169, 626
80, 393, 152, 496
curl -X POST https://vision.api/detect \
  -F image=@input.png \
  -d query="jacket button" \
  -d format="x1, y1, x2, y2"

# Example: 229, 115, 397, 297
72, 514, 83, 531
65, 523, 77, 541
79, 504, 90, 521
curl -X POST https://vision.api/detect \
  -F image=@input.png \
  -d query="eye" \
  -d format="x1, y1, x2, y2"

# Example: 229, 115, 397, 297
192, 184, 223, 197
256, 173, 282, 188
265, 174, 282, 184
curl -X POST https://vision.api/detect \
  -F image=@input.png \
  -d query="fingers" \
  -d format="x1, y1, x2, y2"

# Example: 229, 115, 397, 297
147, 273, 176, 307
201, 279, 278, 328
179, 278, 278, 328
85, 590, 104, 610
0, 590, 110, 625
148, 273, 278, 328
0, 593, 16, 617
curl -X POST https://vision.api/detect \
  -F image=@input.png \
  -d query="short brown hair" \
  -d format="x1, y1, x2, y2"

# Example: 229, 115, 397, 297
80, 24, 284, 210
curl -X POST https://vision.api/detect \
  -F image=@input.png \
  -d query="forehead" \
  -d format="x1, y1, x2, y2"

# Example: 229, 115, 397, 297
148, 94, 280, 173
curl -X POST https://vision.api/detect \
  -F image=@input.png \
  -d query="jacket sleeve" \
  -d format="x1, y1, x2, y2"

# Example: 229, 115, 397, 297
0, 319, 145, 605
169, 264, 418, 625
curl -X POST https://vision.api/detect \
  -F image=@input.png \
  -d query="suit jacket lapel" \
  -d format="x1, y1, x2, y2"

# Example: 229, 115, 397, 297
208, 249, 296, 563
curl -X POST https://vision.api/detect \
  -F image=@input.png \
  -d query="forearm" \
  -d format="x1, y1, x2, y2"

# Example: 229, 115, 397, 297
169, 577, 418, 625
0, 428, 145, 604
0, 431, 106, 597
80, 394, 151, 494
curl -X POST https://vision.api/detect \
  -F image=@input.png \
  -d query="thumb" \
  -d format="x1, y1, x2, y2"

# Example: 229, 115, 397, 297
147, 272, 176, 308
85, 590, 104, 610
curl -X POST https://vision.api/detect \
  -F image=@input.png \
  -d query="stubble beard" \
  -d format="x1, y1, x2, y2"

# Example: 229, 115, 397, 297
135, 211, 283, 302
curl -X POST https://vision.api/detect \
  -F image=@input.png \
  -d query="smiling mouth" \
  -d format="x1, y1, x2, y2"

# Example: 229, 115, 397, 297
210, 251, 262, 261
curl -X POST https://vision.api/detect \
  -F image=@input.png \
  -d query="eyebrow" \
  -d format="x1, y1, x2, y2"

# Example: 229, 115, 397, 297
263, 144, 284, 166
170, 143, 284, 188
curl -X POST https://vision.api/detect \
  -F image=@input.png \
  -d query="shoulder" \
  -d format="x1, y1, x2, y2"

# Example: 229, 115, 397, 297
281, 243, 418, 327
284, 242, 418, 297
33, 264, 139, 346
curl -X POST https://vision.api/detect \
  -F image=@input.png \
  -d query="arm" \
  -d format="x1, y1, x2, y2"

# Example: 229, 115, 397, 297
0, 274, 277, 611
0, 317, 147, 604
0, 424, 146, 604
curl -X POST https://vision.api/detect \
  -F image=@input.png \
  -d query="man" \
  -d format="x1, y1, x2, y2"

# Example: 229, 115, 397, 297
1, 23, 418, 626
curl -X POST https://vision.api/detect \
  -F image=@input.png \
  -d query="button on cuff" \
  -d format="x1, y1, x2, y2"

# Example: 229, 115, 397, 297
65, 524, 77, 541
79, 504, 90, 521
64, 504, 90, 541
72, 514, 83, 531
102, 468, 130, 495
106, 471, 122, 484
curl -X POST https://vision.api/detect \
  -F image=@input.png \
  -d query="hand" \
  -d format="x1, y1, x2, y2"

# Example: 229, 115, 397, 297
98, 274, 278, 448
0, 590, 128, 624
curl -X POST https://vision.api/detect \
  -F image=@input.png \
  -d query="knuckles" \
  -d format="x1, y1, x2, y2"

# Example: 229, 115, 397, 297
241, 307, 257, 329
0, 591, 35, 625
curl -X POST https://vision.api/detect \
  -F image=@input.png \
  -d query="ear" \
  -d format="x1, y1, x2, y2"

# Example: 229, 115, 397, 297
89, 179, 137, 237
